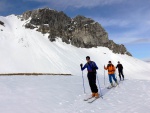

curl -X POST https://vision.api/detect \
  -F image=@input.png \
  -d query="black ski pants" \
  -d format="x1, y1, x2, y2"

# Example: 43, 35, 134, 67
87, 72, 98, 93
118, 69, 124, 80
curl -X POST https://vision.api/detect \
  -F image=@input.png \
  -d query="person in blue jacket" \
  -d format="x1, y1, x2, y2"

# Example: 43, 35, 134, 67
80, 56, 99, 98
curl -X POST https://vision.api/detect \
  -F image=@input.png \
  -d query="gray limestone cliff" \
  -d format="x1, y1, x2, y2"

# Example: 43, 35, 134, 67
21, 8, 132, 56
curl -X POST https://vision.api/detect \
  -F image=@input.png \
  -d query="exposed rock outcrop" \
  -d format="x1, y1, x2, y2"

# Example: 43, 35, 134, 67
0, 20, 4, 26
25, 23, 37, 29
21, 8, 132, 56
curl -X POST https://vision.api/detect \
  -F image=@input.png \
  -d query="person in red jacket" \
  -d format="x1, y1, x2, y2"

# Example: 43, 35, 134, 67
104, 61, 118, 88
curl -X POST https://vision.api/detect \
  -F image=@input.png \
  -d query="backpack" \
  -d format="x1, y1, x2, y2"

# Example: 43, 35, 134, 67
86, 61, 96, 72
107, 64, 115, 72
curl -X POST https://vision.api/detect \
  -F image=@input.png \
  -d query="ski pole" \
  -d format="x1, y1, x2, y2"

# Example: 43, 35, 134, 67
115, 71, 119, 82
115, 71, 119, 87
115, 72, 117, 80
96, 74, 103, 98
81, 71, 86, 94
104, 69, 105, 86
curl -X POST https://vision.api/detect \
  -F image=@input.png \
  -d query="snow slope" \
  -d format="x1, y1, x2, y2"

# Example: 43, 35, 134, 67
0, 15, 150, 113
0, 15, 150, 79
0, 76, 150, 113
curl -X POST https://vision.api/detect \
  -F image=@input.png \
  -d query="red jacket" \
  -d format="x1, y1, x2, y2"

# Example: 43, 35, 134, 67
104, 64, 116, 74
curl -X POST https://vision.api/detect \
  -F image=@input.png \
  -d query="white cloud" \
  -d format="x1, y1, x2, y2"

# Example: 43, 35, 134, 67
130, 38, 150, 44
26, 0, 124, 9
91, 4, 150, 45
91, 14, 150, 44
100, 21, 150, 44
142, 57, 150, 62
109, 28, 150, 44
146, 21, 150, 25
94, 8, 150, 28
113, 37, 150, 44
95, 17, 131, 27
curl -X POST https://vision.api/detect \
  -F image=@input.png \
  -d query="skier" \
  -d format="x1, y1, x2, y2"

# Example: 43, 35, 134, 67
116, 61, 124, 81
80, 56, 99, 98
104, 61, 118, 88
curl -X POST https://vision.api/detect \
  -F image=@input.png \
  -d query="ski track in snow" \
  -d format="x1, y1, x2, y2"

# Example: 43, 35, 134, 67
0, 76, 150, 113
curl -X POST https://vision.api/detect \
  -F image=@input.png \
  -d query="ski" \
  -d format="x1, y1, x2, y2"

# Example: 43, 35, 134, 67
107, 86, 112, 89
87, 95, 103, 103
107, 85, 115, 89
107, 83, 119, 89
84, 96, 94, 101
88, 97, 99, 103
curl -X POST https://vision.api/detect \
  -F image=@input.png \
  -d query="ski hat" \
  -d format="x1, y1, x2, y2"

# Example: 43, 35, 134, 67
108, 61, 111, 64
118, 61, 120, 63
86, 56, 90, 59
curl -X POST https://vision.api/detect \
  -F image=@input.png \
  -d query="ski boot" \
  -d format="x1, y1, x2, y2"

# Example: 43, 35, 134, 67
115, 81, 119, 85
95, 93, 99, 98
92, 93, 95, 97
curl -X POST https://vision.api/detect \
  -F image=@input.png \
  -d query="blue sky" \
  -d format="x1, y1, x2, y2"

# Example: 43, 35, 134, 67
0, 0, 150, 60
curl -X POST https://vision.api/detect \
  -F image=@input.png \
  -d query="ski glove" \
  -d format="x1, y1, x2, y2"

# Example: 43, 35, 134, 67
80, 64, 83, 68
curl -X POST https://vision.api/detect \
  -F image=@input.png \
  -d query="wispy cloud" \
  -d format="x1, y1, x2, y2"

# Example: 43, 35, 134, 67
0, 1, 11, 13
146, 20, 150, 25
142, 57, 150, 62
26, 0, 124, 9
112, 37, 150, 44
95, 18, 131, 27
93, 15, 150, 44
0, 1, 5, 12
108, 29, 150, 44
89, 1, 150, 45
130, 38, 150, 44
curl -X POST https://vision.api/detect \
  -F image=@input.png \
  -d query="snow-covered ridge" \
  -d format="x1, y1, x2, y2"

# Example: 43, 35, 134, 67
0, 15, 150, 80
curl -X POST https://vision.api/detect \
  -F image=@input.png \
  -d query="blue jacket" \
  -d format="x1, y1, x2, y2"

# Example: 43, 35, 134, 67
81, 61, 98, 72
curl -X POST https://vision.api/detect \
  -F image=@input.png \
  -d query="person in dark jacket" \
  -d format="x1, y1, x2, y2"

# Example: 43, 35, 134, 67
80, 56, 99, 98
116, 61, 124, 81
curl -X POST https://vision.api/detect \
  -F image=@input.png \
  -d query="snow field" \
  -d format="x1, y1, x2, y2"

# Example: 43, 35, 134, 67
0, 15, 150, 113
0, 76, 150, 113
0, 15, 150, 79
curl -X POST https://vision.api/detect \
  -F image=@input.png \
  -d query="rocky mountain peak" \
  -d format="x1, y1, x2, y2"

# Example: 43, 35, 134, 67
21, 8, 132, 56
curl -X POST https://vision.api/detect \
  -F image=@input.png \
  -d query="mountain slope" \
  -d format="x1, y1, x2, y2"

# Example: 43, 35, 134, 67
0, 14, 150, 113
22, 8, 131, 55
0, 15, 150, 79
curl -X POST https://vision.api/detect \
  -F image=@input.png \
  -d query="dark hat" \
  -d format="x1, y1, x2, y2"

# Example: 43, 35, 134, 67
118, 61, 120, 63
108, 61, 111, 63
86, 56, 90, 59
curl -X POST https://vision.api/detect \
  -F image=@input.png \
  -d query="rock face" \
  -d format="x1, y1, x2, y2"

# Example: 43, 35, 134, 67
21, 8, 132, 56
0, 20, 4, 26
